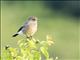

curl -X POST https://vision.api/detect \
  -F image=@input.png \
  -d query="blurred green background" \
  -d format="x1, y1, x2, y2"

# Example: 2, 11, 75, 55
1, 1, 80, 60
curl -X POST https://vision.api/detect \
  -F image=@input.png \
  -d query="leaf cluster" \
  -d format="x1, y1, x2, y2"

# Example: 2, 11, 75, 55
2, 35, 57, 60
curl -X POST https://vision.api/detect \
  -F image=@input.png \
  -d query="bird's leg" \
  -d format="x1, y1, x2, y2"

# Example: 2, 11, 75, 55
26, 35, 32, 40
26, 36, 30, 39
29, 36, 32, 40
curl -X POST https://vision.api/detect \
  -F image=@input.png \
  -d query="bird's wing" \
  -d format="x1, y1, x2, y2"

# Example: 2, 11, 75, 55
17, 26, 24, 32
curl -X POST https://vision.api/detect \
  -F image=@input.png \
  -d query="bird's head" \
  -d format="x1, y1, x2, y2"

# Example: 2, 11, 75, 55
28, 16, 38, 22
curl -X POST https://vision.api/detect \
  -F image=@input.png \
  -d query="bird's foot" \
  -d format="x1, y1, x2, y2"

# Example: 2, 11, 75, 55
27, 36, 32, 40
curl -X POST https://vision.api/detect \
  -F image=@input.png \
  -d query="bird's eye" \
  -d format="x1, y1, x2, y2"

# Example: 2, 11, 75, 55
32, 19, 35, 21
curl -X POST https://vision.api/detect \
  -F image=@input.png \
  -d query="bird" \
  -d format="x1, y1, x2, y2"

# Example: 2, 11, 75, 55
12, 16, 38, 39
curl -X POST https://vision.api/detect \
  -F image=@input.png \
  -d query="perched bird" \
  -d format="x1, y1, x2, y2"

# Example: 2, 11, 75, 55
12, 16, 38, 39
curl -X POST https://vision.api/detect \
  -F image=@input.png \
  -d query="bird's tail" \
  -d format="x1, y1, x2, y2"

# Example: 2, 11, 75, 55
12, 34, 18, 37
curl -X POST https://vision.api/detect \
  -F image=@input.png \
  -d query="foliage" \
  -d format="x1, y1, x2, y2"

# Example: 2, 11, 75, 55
2, 35, 58, 60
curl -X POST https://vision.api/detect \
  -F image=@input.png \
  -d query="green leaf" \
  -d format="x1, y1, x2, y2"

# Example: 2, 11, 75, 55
40, 47, 49, 59
16, 56, 22, 60
19, 43, 24, 47
28, 40, 36, 49
2, 49, 12, 60
32, 51, 41, 60
8, 47, 17, 57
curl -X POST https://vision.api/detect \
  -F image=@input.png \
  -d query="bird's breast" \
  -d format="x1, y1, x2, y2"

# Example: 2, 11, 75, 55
25, 22, 37, 36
